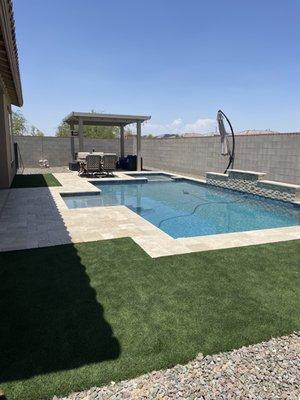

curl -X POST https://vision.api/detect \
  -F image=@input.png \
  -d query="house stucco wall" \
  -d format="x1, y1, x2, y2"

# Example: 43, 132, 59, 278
0, 86, 16, 188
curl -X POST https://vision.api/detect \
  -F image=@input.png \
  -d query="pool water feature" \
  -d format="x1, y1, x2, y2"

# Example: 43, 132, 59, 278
62, 180, 300, 238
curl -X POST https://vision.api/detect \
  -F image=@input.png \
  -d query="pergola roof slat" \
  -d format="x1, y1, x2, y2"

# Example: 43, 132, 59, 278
63, 112, 151, 126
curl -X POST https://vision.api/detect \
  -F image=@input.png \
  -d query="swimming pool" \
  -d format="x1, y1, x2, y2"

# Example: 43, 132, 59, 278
62, 179, 300, 238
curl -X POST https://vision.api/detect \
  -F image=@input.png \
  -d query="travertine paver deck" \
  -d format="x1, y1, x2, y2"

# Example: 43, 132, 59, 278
0, 171, 299, 257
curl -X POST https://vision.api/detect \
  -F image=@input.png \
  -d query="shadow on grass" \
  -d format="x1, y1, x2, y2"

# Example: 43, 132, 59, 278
0, 245, 120, 383
0, 183, 120, 384
11, 174, 61, 188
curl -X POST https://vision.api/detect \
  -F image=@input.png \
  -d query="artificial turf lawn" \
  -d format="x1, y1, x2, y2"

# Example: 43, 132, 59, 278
11, 173, 61, 188
0, 238, 299, 400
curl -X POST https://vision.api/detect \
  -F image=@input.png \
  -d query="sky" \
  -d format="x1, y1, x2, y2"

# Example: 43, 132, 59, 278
13, 0, 300, 136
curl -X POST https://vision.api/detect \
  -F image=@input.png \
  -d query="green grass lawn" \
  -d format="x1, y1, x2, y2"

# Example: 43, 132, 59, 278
11, 174, 61, 188
0, 238, 299, 400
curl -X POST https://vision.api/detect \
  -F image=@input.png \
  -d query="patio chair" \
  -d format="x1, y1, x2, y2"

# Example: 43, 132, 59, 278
102, 153, 117, 176
76, 152, 91, 175
85, 154, 102, 176
76, 152, 90, 161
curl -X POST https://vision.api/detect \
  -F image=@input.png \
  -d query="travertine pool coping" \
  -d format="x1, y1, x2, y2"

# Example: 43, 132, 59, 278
0, 171, 299, 258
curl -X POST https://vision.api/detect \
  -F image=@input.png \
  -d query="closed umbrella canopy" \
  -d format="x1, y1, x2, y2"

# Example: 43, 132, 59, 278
217, 110, 229, 156
217, 109, 235, 173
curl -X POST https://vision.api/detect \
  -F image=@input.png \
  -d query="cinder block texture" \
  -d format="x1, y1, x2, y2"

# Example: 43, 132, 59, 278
14, 133, 300, 184
14, 136, 135, 168
142, 133, 300, 184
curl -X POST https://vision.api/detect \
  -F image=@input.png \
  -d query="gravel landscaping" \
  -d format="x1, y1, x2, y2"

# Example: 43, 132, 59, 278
55, 332, 300, 400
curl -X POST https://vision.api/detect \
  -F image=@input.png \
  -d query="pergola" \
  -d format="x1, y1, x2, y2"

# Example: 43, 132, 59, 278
63, 112, 151, 171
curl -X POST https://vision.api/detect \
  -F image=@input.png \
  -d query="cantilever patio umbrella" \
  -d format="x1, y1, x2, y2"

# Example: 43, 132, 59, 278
217, 109, 235, 172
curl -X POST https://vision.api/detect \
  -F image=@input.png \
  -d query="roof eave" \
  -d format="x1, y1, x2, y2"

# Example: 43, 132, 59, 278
0, 0, 23, 106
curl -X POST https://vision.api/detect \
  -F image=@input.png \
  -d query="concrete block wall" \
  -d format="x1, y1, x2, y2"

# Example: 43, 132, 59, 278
14, 136, 135, 167
142, 136, 229, 177
142, 133, 300, 184
14, 133, 300, 184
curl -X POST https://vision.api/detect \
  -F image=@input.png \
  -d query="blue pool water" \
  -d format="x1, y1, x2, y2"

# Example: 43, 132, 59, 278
62, 180, 300, 238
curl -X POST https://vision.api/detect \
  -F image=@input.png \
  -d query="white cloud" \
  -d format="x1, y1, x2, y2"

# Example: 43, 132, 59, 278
184, 118, 216, 133
171, 118, 182, 126
142, 117, 216, 136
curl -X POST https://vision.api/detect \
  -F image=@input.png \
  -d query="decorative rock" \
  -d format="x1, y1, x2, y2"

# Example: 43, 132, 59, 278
54, 332, 300, 400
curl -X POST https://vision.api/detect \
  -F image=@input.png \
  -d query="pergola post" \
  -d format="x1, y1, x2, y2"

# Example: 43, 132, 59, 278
120, 125, 125, 158
78, 117, 84, 151
136, 121, 142, 171
70, 123, 75, 160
